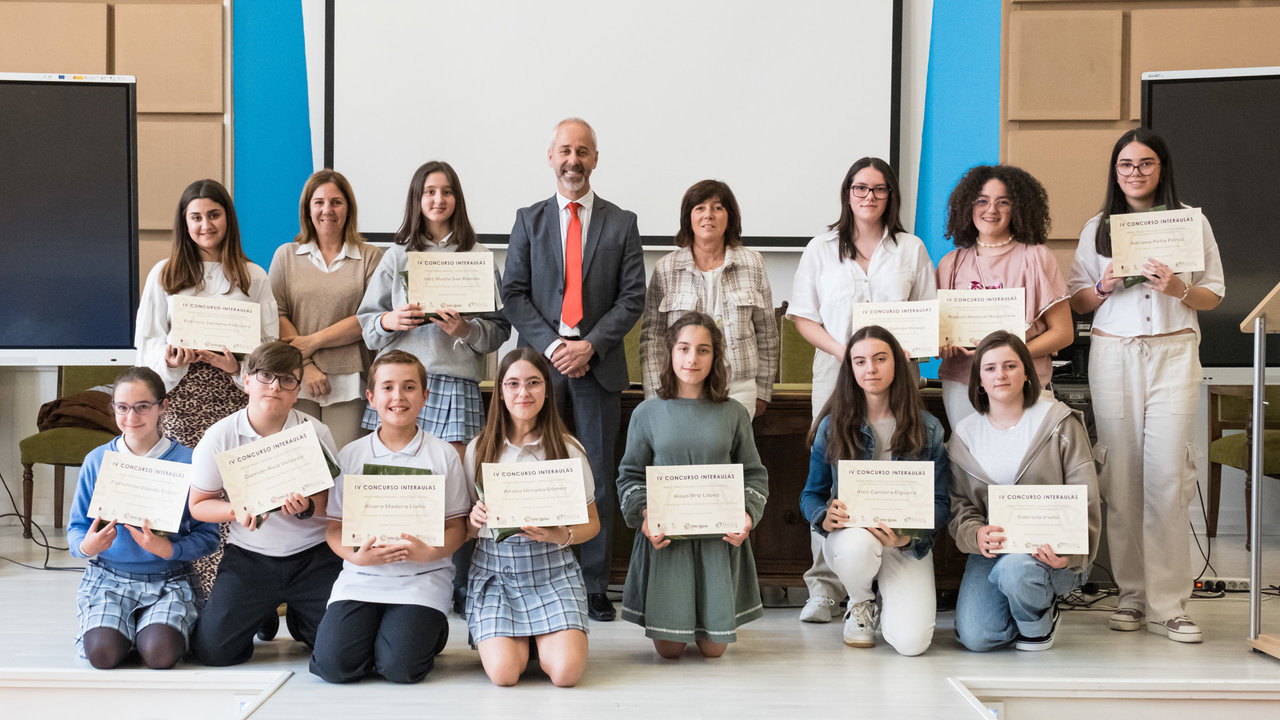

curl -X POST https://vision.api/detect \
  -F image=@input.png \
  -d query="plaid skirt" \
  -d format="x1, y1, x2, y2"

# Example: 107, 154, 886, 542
465, 535, 589, 646
75, 560, 199, 652
361, 373, 483, 443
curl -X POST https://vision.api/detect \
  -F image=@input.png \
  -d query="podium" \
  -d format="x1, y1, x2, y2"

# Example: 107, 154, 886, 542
1244, 282, 1280, 658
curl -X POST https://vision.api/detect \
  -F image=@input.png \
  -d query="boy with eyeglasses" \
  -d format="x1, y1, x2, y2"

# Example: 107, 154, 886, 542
188, 341, 342, 666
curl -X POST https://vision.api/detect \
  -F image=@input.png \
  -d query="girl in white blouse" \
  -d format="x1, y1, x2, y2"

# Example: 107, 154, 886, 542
1067, 129, 1224, 643
135, 179, 279, 449
787, 157, 936, 624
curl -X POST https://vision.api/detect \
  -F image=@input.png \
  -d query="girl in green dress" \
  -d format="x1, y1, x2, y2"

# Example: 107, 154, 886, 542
617, 311, 769, 658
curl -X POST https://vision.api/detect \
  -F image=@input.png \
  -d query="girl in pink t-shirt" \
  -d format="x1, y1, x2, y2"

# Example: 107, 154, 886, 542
936, 165, 1073, 427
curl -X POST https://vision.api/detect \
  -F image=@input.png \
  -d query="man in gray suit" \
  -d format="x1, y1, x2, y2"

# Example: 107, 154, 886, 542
502, 118, 645, 621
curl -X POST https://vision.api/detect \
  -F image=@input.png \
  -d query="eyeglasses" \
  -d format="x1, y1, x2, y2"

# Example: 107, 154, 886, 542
251, 370, 301, 391
1115, 159, 1160, 177
850, 185, 891, 199
502, 378, 546, 394
972, 198, 1013, 211
111, 401, 159, 416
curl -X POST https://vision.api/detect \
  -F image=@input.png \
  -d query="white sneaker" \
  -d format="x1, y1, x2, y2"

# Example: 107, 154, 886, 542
842, 600, 880, 648
799, 595, 837, 623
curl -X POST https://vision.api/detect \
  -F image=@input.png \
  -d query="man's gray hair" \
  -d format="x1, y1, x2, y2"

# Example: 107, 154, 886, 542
550, 117, 598, 150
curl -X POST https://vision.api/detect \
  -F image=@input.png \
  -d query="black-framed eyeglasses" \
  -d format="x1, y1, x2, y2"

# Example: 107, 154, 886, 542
251, 370, 301, 391
110, 401, 159, 416
972, 198, 1013, 210
850, 184, 891, 199
1115, 159, 1160, 177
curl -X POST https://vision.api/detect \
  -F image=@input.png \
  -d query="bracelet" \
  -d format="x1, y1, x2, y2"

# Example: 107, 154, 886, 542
1094, 280, 1112, 300
557, 526, 575, 549
1180, 282, 1193, 302
293, 497, 316, 520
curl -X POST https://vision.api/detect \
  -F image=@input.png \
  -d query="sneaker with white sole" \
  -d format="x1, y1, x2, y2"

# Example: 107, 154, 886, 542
1109, 608, 1144, 631
842, 600, 880, 648
1015, 605, 1060, 651
799, 595, 837, 623
1147, 615, 1202, 643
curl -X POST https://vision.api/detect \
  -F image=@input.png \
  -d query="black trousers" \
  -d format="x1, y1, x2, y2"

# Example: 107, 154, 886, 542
192, 543, 341, 666
309, 600, 449, 684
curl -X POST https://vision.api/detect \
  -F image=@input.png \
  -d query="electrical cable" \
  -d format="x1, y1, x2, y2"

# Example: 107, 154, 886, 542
0, 468, 83, 572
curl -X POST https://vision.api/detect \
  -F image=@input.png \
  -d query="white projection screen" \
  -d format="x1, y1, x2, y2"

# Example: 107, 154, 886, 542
329, 0, 902, 247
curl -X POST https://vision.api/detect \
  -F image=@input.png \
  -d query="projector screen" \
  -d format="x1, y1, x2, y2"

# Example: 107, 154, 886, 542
0, 73, 139, 365
330, 0, 902, 246
1143, 67, 1280, 368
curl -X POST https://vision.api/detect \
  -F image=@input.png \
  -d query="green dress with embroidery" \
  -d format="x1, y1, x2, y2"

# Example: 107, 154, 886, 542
616, 397, 769, 643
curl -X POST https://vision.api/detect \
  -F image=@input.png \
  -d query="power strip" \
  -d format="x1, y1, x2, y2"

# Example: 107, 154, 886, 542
1194, 576, 1251, 592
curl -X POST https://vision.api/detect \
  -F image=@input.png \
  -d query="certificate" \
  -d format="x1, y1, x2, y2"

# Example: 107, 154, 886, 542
938, 288, 1025, 348
87, 451, 192, 533
837, 460, 934, 529
481, 458, 588, 527
645, 464, 745, 536
1110, 207, 1205, 277
850, 299, 939, 358
988, 485, 1089, 555
341, 474, 444, 547
168, 296, 262, 354
215, 422, 335, 516
406, 252, 495, 313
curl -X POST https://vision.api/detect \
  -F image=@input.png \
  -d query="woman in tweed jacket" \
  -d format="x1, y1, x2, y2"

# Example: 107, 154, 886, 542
639, 180, 778, 418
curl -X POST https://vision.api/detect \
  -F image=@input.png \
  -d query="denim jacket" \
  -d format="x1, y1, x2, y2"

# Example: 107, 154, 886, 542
799, 412, 951, 559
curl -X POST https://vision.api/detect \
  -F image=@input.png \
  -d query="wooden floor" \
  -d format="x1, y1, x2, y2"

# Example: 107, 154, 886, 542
3, 522, 1279, 719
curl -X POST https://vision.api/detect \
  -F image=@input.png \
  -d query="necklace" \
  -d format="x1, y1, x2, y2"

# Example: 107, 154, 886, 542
976, 237, 1013, 248
987, 413, 1021, 431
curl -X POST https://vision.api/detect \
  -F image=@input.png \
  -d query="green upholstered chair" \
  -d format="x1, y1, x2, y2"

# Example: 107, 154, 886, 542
778, 305, 815, 385
624, 317, 642, 386
18, 366, 121, 538
1206, 385, 1280, 549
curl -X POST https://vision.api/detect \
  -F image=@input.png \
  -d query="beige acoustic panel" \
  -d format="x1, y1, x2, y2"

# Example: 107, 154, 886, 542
1008, 10, 1123, 120
138, 118, 224, 229
1046, 239, 1076, 282
114, 3, 223, 112
1130, 7, 1280, 121
139, 231, 171, 293
1007, 128, 1126, 240
0, 3, 107, 74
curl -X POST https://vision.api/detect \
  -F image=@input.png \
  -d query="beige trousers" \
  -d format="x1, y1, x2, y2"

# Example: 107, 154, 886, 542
1089, 332, 1200, 623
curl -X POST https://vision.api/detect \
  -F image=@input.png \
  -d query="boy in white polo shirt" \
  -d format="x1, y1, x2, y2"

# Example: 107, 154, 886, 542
188, 341, 342, 666
309, 350, 470, 683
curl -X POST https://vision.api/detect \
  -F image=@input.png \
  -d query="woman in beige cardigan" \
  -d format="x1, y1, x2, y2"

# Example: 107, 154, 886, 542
638, 179, 777, 419
268, 169, 383, 449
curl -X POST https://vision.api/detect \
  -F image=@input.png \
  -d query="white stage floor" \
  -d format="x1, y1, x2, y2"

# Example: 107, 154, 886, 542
3, 522, 1278, 719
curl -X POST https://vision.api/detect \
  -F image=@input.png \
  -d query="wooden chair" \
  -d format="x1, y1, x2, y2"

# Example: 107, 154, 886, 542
1206, 384, 1280, 548
17, 366, 121, 538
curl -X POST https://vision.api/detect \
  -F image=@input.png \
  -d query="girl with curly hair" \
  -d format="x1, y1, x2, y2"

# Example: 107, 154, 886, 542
936, 165, 1073, 426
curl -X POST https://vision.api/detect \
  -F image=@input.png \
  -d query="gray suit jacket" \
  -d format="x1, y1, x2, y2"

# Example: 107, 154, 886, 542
502, 194, 646, 392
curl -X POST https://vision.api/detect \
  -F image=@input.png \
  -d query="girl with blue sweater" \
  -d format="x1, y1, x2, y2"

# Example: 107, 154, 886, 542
799, 325, 950, 655
67, 367, 219, 669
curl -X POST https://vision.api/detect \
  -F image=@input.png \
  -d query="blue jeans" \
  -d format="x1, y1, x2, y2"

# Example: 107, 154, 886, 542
955, 553, 1085, 652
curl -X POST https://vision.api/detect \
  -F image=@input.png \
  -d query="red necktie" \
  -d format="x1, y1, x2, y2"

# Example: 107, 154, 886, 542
562, 201, 583, 329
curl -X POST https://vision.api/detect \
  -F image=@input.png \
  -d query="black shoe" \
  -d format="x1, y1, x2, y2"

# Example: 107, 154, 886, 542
257, 613, 279, 642
587, 593, 616, 622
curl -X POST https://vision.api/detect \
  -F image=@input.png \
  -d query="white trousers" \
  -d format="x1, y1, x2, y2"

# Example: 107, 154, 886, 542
804, 357, 847, 602
825, 528, 936, 656
1089, 333, 1200, 622
941, 379, 977, 428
